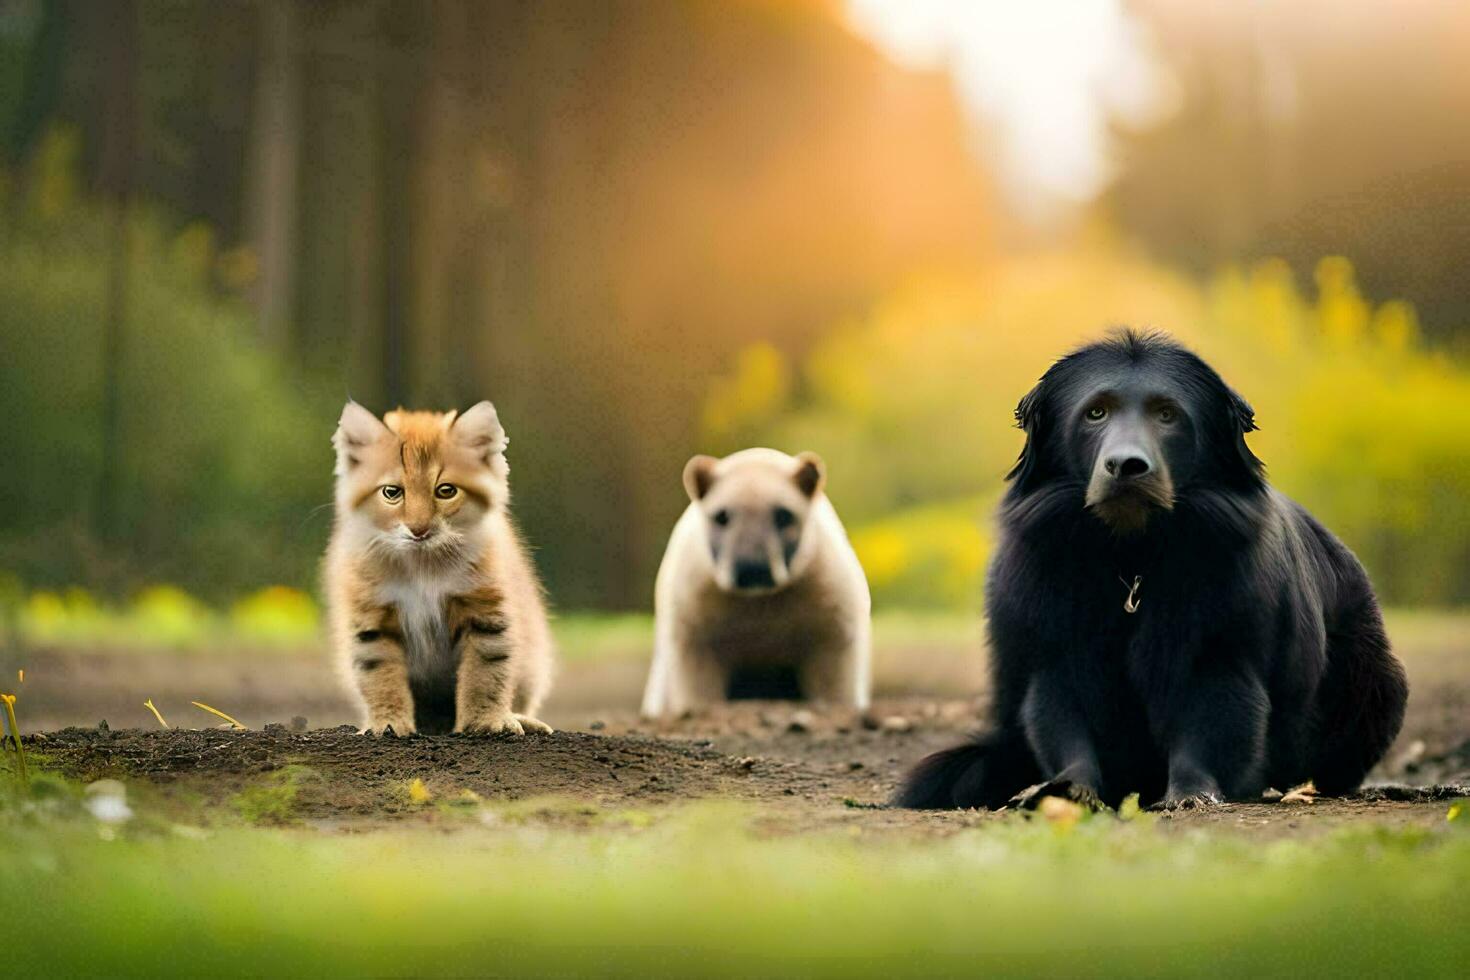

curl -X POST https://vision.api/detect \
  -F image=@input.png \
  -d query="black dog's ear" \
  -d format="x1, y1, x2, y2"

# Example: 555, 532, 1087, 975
1223, 386, 1265, 486
1005, 379, 1047, 488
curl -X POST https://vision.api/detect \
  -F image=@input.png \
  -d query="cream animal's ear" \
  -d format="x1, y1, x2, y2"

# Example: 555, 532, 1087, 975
683, 455, 719, 502
333, 401, 390, 473
793, 451, 825, 497
451, 401, 508, 465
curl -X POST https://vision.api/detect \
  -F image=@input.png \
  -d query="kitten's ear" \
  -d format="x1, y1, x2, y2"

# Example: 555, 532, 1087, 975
451, 401, 508, 464
793, 451, 825, 498
333, 401, 390, 474
683, 455, 719, 502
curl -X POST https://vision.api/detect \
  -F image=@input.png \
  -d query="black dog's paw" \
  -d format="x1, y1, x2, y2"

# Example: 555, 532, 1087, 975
1008, 778, 1106, 812
1151, 791, 1223, 812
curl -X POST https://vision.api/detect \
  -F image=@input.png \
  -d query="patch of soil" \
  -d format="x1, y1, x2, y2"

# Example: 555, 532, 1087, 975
8, 640, 1468, 838
28, 725, 834, 820
25, 714, 1468, 839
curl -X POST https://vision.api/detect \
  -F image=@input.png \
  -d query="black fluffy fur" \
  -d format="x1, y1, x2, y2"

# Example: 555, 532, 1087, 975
897, 330, 1408, 810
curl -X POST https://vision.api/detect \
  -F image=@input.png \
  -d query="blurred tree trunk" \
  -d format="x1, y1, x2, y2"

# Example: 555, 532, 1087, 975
244, 0, 302, 348
4, 0, 67, 167
96, 0, 137, 544
293, 0, 384, 392
191, 2, 255, 242
376, 1, 426, 407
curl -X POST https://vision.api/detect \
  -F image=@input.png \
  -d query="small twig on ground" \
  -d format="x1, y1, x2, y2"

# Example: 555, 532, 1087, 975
191, 701, 247, 730
144, 699, 170, 729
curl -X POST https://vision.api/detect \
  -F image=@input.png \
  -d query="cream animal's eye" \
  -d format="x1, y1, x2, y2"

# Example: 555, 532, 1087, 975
435, 483, 458, 500
1157, 406, 1177, 423
773, 506, 796, 530
381, 485, 403, 503
712, 509, 731, 527
1085, 405, 1107, 422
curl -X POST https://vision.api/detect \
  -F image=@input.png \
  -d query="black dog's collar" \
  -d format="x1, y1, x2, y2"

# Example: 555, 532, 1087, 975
1120, 574, 1142, 614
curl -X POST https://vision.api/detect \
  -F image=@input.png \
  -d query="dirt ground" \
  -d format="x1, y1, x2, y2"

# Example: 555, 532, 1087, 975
10, 638, 1468, 837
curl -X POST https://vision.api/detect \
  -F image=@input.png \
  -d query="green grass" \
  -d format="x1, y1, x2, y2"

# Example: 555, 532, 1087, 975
7, 589, 1467, 667
2, 794, 1467, 977
552, 611, 657, 663
230, 764, 318, 825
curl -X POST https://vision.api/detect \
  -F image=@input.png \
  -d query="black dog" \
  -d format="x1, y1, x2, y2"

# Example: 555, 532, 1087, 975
898, 330, 1408, 810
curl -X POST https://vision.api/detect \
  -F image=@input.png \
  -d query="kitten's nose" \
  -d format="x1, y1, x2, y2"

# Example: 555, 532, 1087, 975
406, 525, 434, 541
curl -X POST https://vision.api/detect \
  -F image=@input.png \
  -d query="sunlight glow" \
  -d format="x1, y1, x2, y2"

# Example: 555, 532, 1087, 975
845, 0, 1175, 213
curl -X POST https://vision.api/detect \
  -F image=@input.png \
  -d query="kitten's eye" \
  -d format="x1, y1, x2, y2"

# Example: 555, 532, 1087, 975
381, 485, 403, 503
435, 483, 458, 500
712, 509, 731, 527
773, 506, 796, 530
1157, 406, 1177, 424
1085, 405, 1108, 422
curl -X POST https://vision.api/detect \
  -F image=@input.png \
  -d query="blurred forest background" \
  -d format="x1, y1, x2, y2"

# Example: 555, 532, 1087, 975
1, 0, 1468, 629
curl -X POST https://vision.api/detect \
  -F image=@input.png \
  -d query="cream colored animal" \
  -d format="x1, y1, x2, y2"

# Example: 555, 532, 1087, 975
323, 401, 554, 736
641, 448, 871, 718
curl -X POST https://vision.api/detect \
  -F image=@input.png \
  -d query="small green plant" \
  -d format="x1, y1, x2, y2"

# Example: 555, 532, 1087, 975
232, 765, 315, 825
1, 693, 28, 786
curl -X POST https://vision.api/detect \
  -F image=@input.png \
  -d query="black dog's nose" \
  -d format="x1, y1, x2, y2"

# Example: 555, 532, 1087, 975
734, 560, 776, 590
1105, 454, 1152, 479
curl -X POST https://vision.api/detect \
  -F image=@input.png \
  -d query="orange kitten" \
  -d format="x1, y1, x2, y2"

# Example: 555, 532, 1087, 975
324, 401, 554, 736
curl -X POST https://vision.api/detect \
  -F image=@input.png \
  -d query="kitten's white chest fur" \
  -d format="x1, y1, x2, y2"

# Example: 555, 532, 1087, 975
378, 566, 472, 674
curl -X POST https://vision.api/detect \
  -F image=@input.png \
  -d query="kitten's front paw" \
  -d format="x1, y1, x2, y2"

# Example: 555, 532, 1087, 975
363, 717, 416, 738
455, 712, 525, 736
513, 713, 553, 734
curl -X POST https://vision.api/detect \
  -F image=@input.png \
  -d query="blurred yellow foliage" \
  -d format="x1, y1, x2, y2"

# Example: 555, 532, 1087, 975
703, 249, 1470, 607
130, 586, 214, 647
850, 499, 990, 610
14, 583, 320, 650
702, 342, 792, 445
230, 586, 321, 646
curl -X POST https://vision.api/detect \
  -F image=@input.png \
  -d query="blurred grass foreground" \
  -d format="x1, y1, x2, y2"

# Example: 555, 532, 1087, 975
2, 794, 1468, 978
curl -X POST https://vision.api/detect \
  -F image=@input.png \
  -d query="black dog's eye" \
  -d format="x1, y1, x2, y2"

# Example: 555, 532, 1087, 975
381, 485, 403, 502
435, 483, 458, 499
773, 506, 796, 530
1157, 406, 1177, 423
712, 509, 731, 527
1085, 405, 1107, 422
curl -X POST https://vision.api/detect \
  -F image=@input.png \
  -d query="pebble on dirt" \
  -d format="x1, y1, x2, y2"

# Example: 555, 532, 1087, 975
788, 710, 816, 734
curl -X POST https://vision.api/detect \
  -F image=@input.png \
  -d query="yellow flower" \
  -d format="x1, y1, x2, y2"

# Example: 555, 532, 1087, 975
1038, 795, 1084, 830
